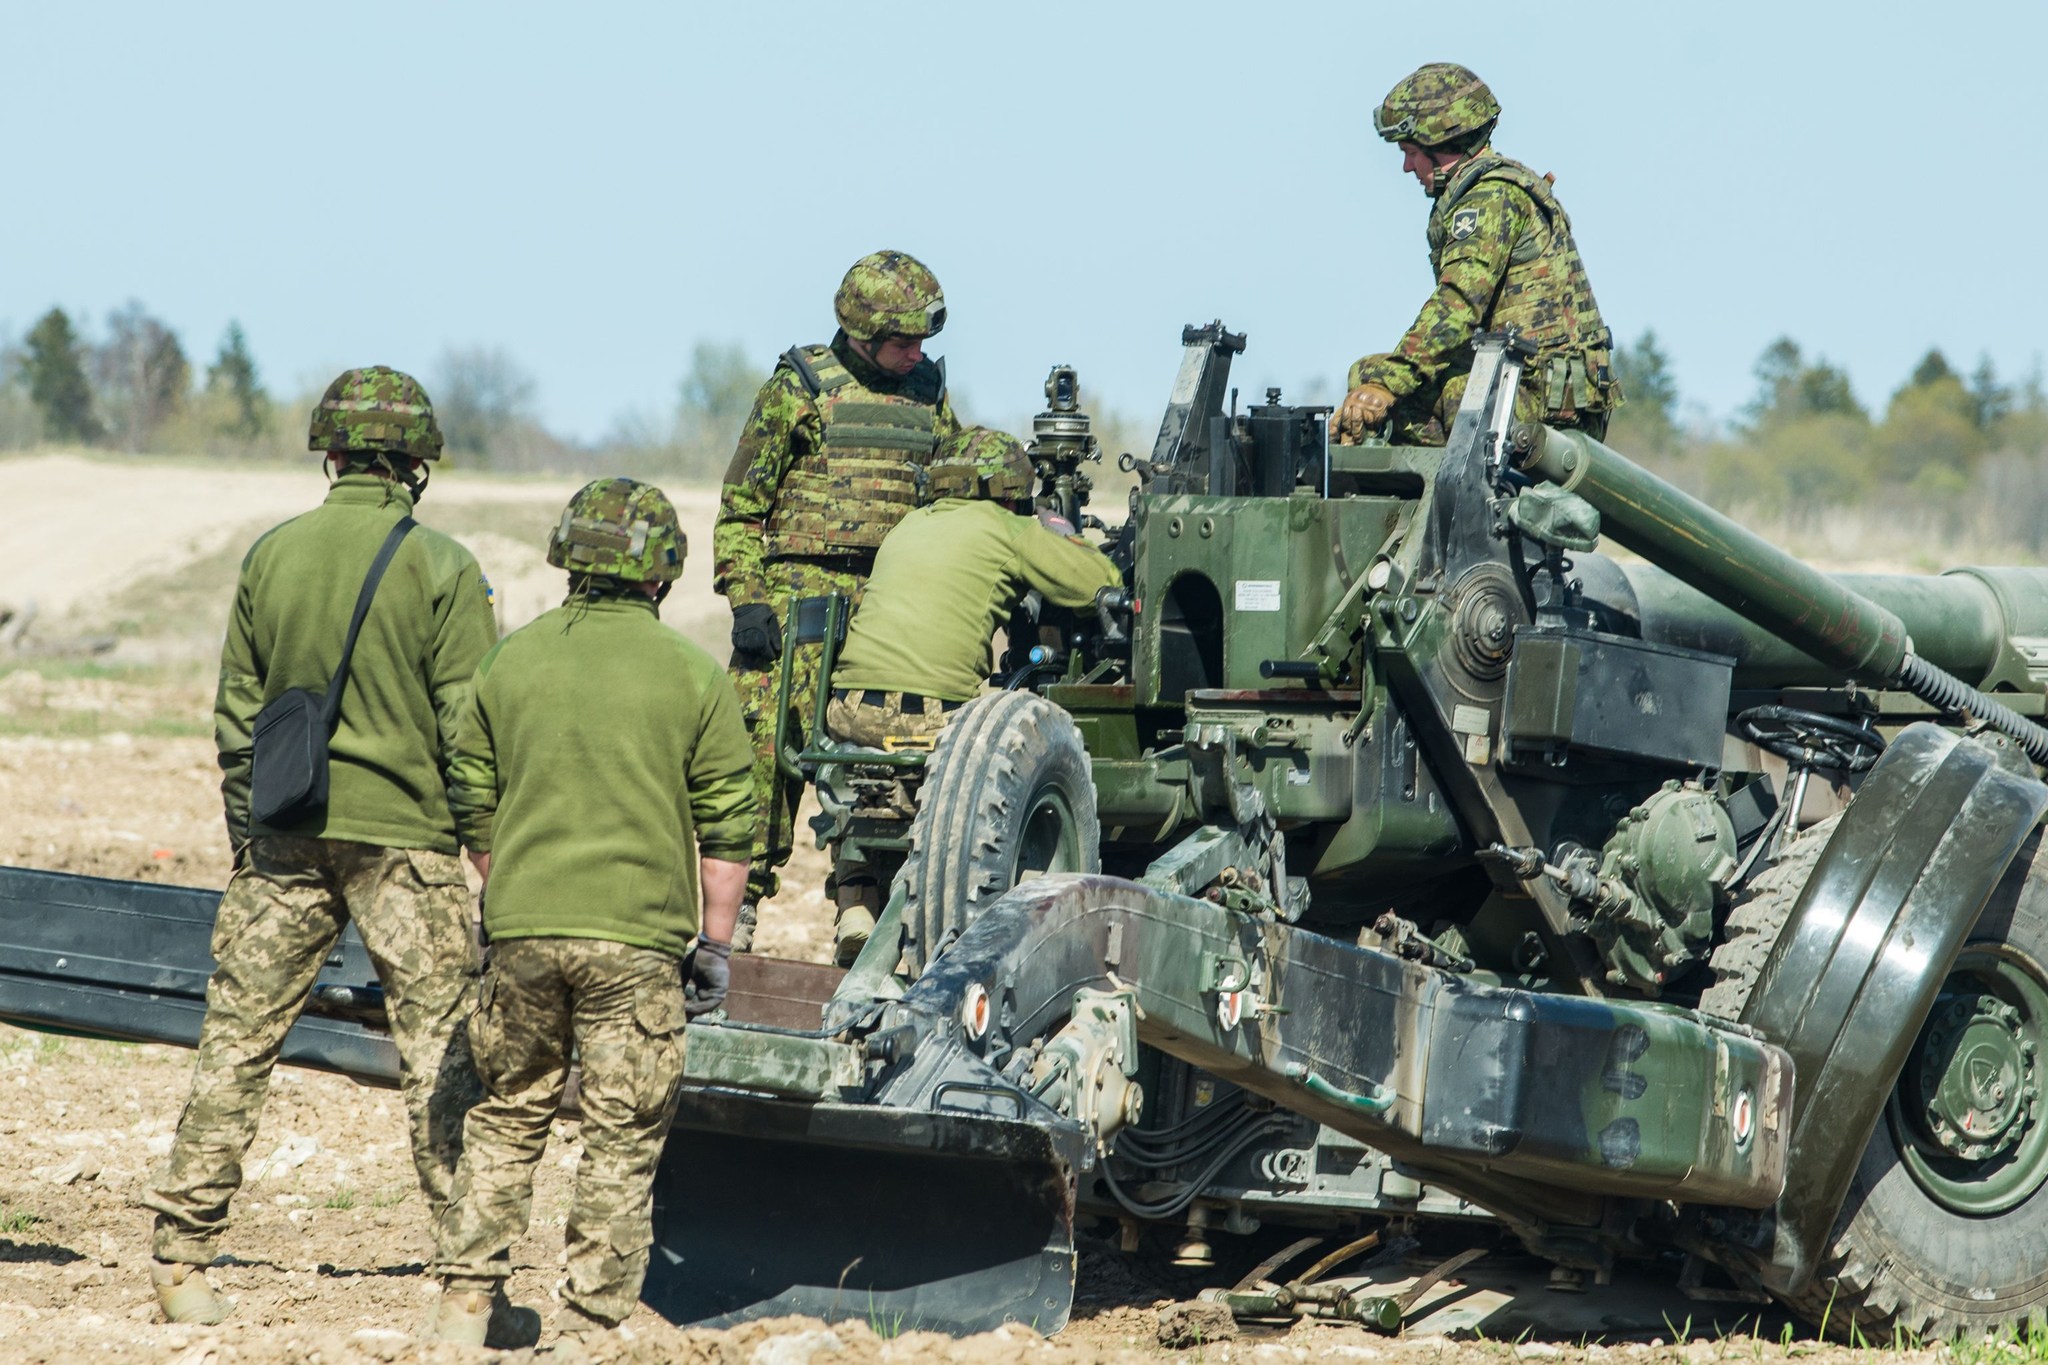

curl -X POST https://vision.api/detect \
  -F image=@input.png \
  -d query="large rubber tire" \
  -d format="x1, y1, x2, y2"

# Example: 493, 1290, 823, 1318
1698, 815, 1841, 1023
1704, 820, 2048, 1339
897, 691, 1100, 974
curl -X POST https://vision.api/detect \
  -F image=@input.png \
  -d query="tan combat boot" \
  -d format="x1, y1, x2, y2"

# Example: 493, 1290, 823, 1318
424, 1283, 542, 1348
149, 1259, 228, 1325
832, 904, 875, 967
423, 1287, 493, 1346
550, 1302, 617, 1358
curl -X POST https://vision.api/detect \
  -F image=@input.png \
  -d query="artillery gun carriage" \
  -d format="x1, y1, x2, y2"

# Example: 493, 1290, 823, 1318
8, 325, 2048, 1342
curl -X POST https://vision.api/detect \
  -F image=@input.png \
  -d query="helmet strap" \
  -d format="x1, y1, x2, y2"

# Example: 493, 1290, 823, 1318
398, 459, 429, 503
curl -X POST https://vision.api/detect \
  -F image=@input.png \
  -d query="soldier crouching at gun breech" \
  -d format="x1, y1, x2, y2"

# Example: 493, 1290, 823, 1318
821, 427, 1122, 965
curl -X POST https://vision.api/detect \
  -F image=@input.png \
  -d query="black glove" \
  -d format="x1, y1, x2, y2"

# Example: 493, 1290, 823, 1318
730, 604, 783, 661
684, 937, 733, 1019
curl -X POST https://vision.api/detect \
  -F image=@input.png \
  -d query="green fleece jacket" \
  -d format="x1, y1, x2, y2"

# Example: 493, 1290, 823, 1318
216, 475, 496, 852
834, 500, 1124, 702
448, 595, 755, 955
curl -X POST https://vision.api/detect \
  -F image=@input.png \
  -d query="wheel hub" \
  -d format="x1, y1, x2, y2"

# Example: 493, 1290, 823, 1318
1889, 944, 2048, 1216
1910, 994, 2036, 1161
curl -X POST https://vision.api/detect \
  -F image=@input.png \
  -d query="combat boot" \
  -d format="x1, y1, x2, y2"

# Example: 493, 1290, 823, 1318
424, 1282, 541, 1348
832, 904, 875, 967
550, 1302, 618, 1358
149, 1259, 228, 1325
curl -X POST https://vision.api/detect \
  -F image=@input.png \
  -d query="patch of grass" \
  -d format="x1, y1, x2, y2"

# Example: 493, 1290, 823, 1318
0, 1206, 44, 1236
1951, 1322, 2048, 1365
0, 709, 208, 740
321, 1188, 358, 1211
0, 1031, 70, 1062
368, 1185, 410, 1209
0, 1029, 143, 1067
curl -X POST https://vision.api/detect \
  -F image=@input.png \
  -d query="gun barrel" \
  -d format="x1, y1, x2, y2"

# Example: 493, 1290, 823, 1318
1521, 426, 2048, 763
1624, 566, 2029, 688
1518, 426, 1909, 683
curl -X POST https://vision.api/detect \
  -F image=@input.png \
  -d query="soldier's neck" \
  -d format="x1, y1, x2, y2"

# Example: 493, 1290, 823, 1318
833, 331, 897, 388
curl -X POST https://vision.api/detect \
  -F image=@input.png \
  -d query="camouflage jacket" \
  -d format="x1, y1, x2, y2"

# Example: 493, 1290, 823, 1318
1353, 150, 1620, 420
714, 334, 961, 609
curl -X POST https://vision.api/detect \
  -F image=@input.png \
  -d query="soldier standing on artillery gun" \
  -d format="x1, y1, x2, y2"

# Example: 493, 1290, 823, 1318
427, 479, 753, 1347
1332, 63, 1622, 446
824, 428, 1122, 964
142, 368, 494, 1325
713, 250, 960, 951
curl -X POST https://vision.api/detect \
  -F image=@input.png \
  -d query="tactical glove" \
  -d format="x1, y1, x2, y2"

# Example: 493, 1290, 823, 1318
684, 936, 733, 1018
730, 603, 783, 661
1331, 382, 1396, 444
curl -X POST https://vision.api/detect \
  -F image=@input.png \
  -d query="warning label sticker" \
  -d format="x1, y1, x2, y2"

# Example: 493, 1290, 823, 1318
1234, 580, 1282, 612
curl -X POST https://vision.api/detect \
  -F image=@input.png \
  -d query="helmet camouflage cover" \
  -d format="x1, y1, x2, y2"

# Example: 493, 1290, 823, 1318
1373, 63, 1500, 148
834, 250, 947, 342
926, 427, 1034, 503
309, 366, 444, 461
547, 477, 686, 582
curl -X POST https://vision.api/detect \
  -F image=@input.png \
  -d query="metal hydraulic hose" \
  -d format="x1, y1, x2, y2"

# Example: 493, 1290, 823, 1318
1517, 425, 2048, 766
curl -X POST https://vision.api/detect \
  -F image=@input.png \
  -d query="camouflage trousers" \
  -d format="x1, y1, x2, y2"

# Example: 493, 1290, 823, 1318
142, 836, 482, 1265
729, 558, 867, 905
824, 691, 955, 749
432, 937, 686, 1327
1362, 355, 1607, 447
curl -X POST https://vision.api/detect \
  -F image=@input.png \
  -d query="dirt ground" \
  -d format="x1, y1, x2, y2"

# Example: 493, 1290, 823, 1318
0, 453, 1980, 1362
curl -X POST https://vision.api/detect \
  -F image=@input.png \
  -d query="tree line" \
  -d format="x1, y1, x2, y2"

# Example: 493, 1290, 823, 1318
1606, 331, 2048, 553
0, 304, 762, 480
6, 303, 2046, 556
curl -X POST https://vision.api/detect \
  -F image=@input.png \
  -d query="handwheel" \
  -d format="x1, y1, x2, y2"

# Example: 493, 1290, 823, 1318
1737, 704, 1885, 775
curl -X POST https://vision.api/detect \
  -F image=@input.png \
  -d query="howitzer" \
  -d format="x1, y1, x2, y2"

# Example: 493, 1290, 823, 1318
647, 326, 2048, 1340
9, 327, 2048, 1344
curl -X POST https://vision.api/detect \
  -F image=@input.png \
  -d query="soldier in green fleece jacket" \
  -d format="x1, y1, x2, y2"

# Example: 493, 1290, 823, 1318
144, 368, 494, 1329
427, 479, 753, 1348
823, 428, 1122, 963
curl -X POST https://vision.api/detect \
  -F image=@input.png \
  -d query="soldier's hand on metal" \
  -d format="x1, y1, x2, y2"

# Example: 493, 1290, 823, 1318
1331, 383, 1396, 444
684, 936, 733, 1018
730, 604, 783, 661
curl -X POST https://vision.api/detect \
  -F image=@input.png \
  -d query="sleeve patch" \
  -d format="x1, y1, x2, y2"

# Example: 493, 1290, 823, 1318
1450, 208, 1480, 241
478, 571, 495, 605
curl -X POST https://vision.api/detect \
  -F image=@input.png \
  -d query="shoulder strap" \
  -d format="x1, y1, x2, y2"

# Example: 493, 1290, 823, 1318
782, 345, 823, 398
321, 517, 416, 730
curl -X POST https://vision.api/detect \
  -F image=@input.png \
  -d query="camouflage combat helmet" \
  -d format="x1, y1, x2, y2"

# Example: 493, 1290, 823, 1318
308, 366, 444, 461
834, 250, 947, 342
1373, 63, 1500, 148
926, 427, 1034, 503
547, 478, 686, 582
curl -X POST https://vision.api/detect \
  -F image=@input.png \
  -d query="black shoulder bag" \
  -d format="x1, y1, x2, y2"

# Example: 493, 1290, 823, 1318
248, 517, 416, 827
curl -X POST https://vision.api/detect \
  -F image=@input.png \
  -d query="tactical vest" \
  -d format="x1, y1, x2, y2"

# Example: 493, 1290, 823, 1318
1429, 153, 1621, 417
763, 344, 944, 559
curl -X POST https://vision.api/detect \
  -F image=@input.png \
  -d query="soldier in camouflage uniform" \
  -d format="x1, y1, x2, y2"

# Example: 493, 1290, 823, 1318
428, 480, 753, 1347
714, 250, 960, 948
1332, 64, 1622, 447
143, 369, 493, 1327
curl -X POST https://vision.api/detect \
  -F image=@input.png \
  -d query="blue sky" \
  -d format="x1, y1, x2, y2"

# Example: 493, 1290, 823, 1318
5, 1, 2040, 443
